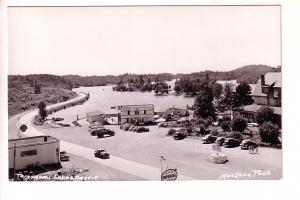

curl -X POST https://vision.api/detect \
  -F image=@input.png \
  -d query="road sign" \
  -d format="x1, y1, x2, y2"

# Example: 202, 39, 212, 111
212, 144, 221, 152
161, 169, 178, 181
20, 124, 27, 132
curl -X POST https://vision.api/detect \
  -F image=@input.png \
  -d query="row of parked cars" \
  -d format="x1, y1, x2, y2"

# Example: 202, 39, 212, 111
202, 134, 258, 149
120, 123, 150, 133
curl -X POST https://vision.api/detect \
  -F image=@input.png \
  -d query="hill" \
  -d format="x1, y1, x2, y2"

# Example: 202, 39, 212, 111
178, 65, 280, 84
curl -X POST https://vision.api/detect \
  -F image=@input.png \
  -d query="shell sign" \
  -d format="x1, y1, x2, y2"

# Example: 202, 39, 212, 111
161, 169, 178, 181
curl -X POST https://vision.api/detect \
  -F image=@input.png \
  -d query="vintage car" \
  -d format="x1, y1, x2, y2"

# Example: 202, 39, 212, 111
203, 135, 217, 144
60, 154, 70, 162
223, 138, 241, 148
240, 139, 258, 150
215, 137, 226, 146
173, 131, 186, 140
94, 149, 110, 159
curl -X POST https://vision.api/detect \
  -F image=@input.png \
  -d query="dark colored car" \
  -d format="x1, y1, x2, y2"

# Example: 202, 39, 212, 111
173, 132, 186, 140
203, 135, 217, 144
240, 140, 258, 150
215, 137, 225, 146
60, 154, 70, 162
136, 127, 150, 133
94, 149, 110, 159
90, 128, 105, 136
224, 138, 241, 148
96, 129, 115, 138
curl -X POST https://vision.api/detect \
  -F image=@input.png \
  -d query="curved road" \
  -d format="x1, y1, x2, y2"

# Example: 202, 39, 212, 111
17, 92, 195, 181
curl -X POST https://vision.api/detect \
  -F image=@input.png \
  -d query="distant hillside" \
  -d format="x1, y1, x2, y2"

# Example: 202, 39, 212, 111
8, 74, 76, 116
178, 65, 281, 84
230, 65, 281, 83
8, 74, 73, 89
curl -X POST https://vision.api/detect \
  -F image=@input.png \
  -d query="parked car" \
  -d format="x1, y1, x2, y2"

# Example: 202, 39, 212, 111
173, 131, 186, 140
94, 149, 110, 159
90, 128, 105, 136
202, 134, 212, 141
89, 125, 104, 132
136, 127, 150, 133
129, 126, 136, 131
97, 129, 115, 138
60, 154, 70, 162
216, 137, 226, 146
240, 139, 258, 150
203, 135, 217, 144
224, 138, 241, 148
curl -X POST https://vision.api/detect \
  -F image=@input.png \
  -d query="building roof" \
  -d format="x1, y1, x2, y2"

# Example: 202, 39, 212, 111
167, 106, 187, 111
119, 104, 154, 110
240, 104, 281, 115
86, 110, 104, 117
8, 135, 59, 148
253, 72, 282, 97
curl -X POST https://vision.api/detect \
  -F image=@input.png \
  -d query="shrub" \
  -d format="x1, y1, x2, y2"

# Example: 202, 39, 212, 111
186, 126, 193, 134
256, 106, 276, 125
229, 131, 243, 140
196, 118, 210, 128
221, 121, 231, 132
222, 115, 231, 121
259, 122, 280, 145
211, 130, 219, 136
167, 128, 176, 136
198, 124, 206, 135
231, 117, 247, 132
38, 101, 47, 122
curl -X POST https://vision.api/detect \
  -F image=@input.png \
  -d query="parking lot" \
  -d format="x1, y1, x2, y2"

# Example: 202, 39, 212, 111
36, 123, 282, 180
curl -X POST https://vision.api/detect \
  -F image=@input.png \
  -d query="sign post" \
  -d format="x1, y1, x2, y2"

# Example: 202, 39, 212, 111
212, 144, 221, 155
211, 144, 228, 164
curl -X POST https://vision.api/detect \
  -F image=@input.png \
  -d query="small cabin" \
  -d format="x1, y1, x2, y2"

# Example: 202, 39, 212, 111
86, 110, 106, 124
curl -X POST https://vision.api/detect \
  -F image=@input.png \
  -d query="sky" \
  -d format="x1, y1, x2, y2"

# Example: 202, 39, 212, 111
8, 6, 281, 76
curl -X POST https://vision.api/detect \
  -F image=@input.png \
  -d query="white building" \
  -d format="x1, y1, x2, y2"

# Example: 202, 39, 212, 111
118, 104, 155, 125
86, 110, 106, 124
9, 136, 60, 171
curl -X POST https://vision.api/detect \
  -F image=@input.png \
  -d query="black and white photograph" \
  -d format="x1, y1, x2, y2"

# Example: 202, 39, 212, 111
1, 0, 300, 200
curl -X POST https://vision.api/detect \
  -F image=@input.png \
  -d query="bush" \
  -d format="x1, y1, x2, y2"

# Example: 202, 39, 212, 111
257, 106, 276, 125
211, 130, 219, 136
196, 118, 210, 128
222, 115, 231, 121
186, 126, 193, 134
167, 128, 176, 136
231, 117, 247, 132
259, 122, 280, 145
228, 131, 243, 140
221, 121, 231, 132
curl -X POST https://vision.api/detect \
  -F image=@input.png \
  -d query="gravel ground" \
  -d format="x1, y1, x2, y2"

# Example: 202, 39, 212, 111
36, 123, 282, 180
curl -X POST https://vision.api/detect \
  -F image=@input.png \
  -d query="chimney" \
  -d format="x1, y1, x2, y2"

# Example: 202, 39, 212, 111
261, 75, 265, 85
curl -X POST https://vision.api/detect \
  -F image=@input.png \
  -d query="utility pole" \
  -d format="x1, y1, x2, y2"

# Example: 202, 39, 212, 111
13, 143, 16, 176
160, 156, 166, 180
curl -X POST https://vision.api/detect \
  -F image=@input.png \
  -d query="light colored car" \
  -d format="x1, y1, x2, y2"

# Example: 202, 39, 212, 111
202, 134, 212, 141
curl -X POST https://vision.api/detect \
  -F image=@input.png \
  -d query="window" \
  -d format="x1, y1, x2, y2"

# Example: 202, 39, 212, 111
262, 87, 269, 94
135, 110, 139, 115
144, 110, 146, 115
127, 111, 130, 115
21, 149, 37, 157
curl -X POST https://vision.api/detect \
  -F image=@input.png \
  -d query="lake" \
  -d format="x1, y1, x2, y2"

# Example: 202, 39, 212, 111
49, 80, 195, 124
